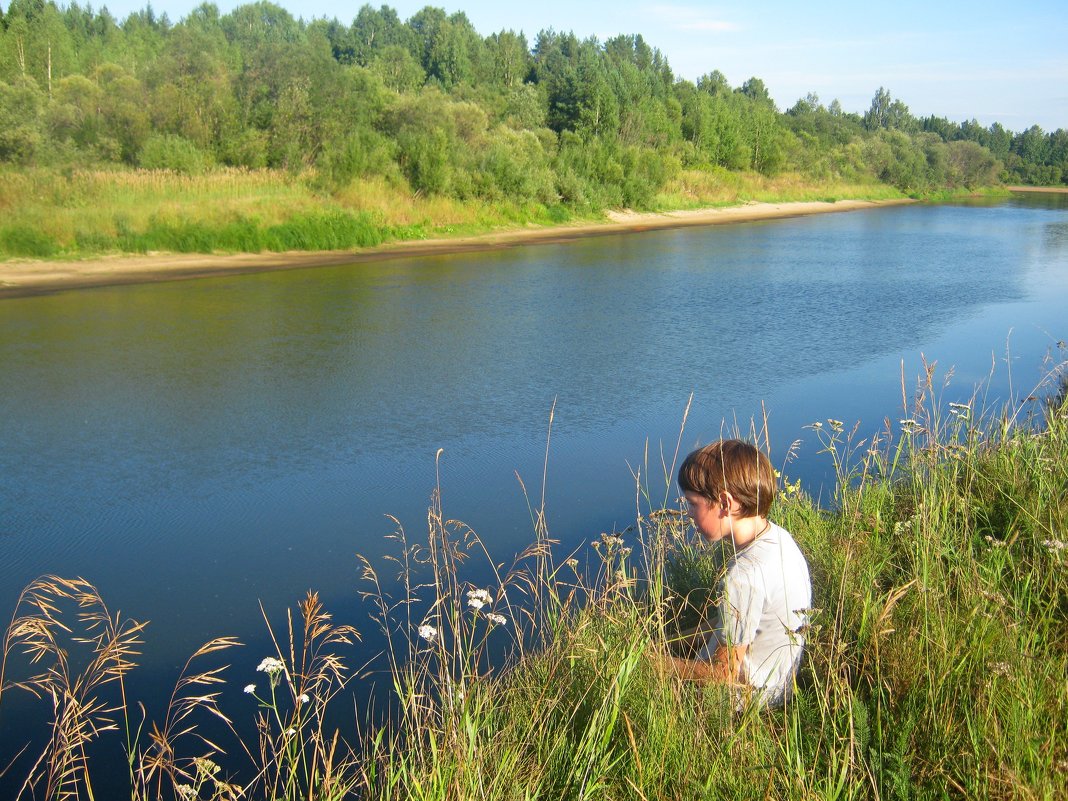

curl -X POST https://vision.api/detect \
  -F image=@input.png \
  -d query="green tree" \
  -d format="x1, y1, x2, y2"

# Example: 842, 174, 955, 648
146, 5, 235, 151
1012, 124, 1048, 165
738, 76, 773, 107
45, 72, 101, 150
864, 86, 913, 131
696, 70, 729, 96
369, 43, 424, 91
348, 4, 413, 67
501, 82, 546, 130
485, 29, 528, 88
0, 74, 44, 161
0, 0, 75, 94
92, 62, 150, 161
985, 122, 1012, 161
944, 139, 1000, 188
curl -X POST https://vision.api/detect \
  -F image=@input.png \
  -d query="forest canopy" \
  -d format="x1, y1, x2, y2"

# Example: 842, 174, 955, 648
1, 0, 1065, 212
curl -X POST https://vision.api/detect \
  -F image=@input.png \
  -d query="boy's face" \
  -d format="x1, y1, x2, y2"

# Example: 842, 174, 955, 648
684, 491, 730, 543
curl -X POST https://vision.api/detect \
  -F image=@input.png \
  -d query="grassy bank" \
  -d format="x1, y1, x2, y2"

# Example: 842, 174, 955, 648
2, 360, 1066, 800
0, 166, 907, 260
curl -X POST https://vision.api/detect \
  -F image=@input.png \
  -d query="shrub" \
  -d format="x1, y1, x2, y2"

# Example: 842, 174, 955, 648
138, 134, 210, 175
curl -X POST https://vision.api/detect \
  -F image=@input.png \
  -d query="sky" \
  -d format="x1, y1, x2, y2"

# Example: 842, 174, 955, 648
68, 0, 1068, 132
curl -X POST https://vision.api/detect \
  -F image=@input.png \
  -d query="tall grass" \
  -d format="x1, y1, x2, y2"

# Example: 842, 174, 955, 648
653, 169, 910, 210
0, 166, 910, 260
2, 357, 1066, 799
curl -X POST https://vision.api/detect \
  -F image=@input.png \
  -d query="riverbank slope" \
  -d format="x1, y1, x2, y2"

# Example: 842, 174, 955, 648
0, 198, 912, 298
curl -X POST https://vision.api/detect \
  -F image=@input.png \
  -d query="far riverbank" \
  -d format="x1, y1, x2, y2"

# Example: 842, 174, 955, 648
0, 198, 912, 298
1007, 185, 1068, 193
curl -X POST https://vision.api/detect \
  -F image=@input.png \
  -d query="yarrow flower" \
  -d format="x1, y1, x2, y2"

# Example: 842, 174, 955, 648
244, 684, 256, 694
1041, 539, 1066, 551
297, 693, 311, 704
285, 727, 296, 736
256, 657, 286, 675
486, 613, 507, 625
599, 533, 624, 548
418, 624, 438, 642
565, 558, 579, 569
466, 588, 492, 610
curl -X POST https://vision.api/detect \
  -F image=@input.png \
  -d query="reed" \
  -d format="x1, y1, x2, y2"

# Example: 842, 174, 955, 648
2, 353, 1066, 799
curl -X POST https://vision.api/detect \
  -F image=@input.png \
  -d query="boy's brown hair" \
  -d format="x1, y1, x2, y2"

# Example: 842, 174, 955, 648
678, 439, 776, 518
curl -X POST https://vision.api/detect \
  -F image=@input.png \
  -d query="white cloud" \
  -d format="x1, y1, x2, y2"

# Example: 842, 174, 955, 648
647, 4, 739, 33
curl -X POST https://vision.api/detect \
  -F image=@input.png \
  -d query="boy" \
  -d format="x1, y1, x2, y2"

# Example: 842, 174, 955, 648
665, 439, 811, 707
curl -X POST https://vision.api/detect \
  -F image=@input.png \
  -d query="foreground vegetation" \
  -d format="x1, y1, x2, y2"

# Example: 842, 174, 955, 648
0, 1, 1060, 259
2, 356, 1066, 800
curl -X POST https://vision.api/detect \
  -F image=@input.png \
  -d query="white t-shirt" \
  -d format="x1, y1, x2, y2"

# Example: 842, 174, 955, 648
697, 522, 811, 705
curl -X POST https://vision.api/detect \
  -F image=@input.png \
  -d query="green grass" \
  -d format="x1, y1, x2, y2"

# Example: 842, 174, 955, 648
2, 359, 1066, 800
652, 168, 909, 211
0, 165, 910, 262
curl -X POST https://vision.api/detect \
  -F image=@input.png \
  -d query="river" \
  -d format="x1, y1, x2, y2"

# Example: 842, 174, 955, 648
1, 193, 1066, 772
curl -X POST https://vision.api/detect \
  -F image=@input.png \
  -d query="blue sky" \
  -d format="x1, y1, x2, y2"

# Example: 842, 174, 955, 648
85, 0, 1068, 132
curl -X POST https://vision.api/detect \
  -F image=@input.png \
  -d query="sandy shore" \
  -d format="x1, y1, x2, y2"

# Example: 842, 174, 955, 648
0, 198, 913, 298
1007, 185, 1068, 194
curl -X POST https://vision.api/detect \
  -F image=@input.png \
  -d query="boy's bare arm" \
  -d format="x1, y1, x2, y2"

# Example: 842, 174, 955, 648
661, 643, 748, 684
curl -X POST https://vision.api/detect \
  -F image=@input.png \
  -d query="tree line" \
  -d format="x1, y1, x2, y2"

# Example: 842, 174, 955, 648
1, 0, 1065, 210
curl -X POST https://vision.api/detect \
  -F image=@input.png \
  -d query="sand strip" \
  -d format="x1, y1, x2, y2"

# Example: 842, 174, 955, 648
0, 198, 913, 299
1007, 185, 1068, 194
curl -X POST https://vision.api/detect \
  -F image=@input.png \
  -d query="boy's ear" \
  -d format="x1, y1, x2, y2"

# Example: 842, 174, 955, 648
719, 491, 734, 513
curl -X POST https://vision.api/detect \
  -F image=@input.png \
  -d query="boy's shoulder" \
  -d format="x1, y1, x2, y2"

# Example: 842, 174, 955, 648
733, 523, 806, 571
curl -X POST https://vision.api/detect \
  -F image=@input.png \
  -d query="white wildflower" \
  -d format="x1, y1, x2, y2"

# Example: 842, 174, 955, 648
297, 693, 311, 704
243, 683, 256, 694
256, 657, 286, 675
600, 533, 623, 548
418, 624, 438, 642
285, 727, 296, 736
486, 613, 507, 625
466, 588, 492, 603
620, 547, 632, 557
827, 418, 844, 431
467, 597, 486, 610
990, 662, 1012, 677
565, 558, 579, 569
1041, 539, 1066, 551
810, 421, 823, 429
175, 785, 197, 800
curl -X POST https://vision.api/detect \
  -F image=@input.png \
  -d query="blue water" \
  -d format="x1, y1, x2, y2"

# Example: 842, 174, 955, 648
1, 194, 1066, 776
